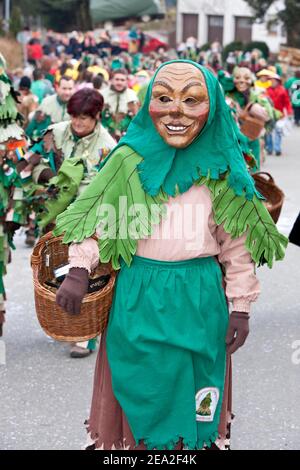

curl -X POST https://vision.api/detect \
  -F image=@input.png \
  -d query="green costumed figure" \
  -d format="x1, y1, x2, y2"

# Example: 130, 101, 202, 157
53, 60, 287, 449
218, 67, 277, 170
26, 76, 75, 143
101, 69, 139, 141
20, 88, 116, 357
17, 89, 116, 234
0, 54, 29, 336
26, 110, 51, 142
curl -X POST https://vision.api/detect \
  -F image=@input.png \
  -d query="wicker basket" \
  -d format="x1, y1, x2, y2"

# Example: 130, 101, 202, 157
239, 104, 265, 141
253, 172, 284, 223
31, 232, 116, 342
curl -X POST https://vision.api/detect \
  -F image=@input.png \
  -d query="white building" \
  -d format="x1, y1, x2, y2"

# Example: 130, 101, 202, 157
176, 0, 287, 53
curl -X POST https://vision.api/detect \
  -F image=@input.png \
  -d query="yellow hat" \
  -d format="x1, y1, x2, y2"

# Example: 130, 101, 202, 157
256, 69, 281, 80
87, 66, 109, 82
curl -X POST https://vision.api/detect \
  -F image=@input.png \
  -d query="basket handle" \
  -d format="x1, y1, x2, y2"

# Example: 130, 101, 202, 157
254, 172, 275, 183
31, 230, 98, 268
244, 102, 253, 113
31, 231, 56, 267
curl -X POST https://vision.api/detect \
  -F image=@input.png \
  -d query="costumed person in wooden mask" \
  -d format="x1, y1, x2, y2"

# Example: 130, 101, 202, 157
54, 60, 288, 449
219, 66, 275, 170
0, 54, 28, 336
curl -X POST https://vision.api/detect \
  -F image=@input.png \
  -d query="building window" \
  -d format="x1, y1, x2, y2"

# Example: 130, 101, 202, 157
182, 13, 199, 41
235, 16, 253, 43
207, 15, 224, 44
281, 25, 287, 37
267, 17, 278, 36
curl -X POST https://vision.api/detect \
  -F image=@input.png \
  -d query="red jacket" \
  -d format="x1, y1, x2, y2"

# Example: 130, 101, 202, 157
27, 43, 43, 61
267, 85, 293, 115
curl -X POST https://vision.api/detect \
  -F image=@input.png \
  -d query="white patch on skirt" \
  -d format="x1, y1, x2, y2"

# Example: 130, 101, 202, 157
195, 387, 219, 422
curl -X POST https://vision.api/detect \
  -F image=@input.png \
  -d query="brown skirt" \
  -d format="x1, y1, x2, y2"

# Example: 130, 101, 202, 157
84, 329, 233, 451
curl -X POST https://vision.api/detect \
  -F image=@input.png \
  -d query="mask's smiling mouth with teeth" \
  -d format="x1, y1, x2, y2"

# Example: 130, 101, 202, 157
165, 124, 191, 133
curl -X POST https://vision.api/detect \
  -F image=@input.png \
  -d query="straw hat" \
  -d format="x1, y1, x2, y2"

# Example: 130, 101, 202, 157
256, 69, 281, 80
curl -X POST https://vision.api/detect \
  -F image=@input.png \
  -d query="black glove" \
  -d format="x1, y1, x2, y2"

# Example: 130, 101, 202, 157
3, 221, 20, 236
56, 267, 89, 315
226, 311, 250, 355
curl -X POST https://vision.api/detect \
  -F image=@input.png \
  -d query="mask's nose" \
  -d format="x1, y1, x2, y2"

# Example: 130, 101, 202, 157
169, 99, 183, 117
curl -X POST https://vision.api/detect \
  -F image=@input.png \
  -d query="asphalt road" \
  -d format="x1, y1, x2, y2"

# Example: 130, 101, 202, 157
1, 127, 300, 450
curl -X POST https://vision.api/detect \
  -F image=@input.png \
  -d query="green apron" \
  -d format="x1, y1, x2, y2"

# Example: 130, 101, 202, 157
106, 255, 229, 450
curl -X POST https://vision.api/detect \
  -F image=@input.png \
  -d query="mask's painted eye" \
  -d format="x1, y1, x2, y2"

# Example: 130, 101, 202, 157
184, 97, 197, 104
159, 96, 171, 103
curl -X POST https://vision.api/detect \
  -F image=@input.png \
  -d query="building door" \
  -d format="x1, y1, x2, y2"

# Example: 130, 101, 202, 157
207, 15, 224, 44
182, 13, 199, 41
235, 16, 253, 43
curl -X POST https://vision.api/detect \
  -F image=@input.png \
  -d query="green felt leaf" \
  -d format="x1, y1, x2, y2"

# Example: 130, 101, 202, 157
0, 93, 18, 122
203, 176, 288, 268
0, 79, 11, 103
54, 146, 168, 269
38, 158, 84, 229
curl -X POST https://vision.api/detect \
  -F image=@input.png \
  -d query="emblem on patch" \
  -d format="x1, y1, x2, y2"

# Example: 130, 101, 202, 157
195, 387, 219, 422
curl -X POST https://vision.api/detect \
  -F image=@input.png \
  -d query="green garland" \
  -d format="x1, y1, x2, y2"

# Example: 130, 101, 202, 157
37, 158, 84, 229
102, 108, 133, 139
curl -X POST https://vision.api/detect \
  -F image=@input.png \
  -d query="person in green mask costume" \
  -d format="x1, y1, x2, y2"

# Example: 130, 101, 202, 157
53, 60, 287, 450
219, 67, 277, 170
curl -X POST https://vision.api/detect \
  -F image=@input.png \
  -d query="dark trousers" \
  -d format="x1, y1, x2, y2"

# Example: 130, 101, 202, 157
290, 212, 300, 247
293, 107, 300, 125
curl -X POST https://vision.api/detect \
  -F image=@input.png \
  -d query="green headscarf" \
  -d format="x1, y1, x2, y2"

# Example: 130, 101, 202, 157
117, 59, 261, 200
